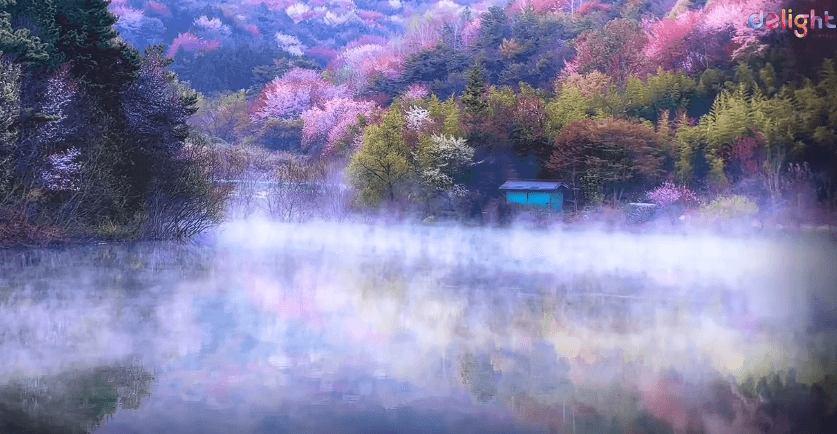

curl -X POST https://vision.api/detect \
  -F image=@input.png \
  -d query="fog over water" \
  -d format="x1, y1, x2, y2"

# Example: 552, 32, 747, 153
1, 221, 836, 433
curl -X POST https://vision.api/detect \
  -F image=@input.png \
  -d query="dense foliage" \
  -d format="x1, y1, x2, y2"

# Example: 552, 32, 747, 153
4, 0, 837, 241
1, 0, 224, 245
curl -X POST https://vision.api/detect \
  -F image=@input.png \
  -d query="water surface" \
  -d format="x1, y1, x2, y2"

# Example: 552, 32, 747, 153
2, 222, 836, 433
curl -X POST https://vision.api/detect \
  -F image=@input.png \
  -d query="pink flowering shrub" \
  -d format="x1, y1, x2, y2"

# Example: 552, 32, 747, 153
647, 181, 698, 207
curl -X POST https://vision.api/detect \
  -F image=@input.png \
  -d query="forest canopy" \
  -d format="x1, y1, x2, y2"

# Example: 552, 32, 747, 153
2, 0, 837, 242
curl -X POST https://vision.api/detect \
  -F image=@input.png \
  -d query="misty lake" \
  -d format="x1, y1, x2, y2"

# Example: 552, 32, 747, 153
2, 222, 836, 434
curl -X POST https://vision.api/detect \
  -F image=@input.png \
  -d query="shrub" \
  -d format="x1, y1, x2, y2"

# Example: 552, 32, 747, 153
699, 195, 759, 220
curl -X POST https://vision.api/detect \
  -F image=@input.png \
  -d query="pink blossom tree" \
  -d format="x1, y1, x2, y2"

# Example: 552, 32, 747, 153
700, 0, 788, 62
331, 43, 406, 90
250, 69, 350, 124
646, 181, 698, 207
301, 97, 379, 156
642, 10, 701, 73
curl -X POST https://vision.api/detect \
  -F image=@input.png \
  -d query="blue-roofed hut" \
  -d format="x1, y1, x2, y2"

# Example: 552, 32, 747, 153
499, 180, 568, 213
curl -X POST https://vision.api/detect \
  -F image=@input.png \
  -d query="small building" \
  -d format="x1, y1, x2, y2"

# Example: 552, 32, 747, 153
499, 180, 568, 213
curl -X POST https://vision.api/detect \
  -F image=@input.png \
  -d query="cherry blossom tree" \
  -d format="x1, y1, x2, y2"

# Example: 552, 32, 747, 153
700, 0, 788, 62
275, 32, 306, 56
576, 1, 611, 15
646, 181, 698, 207
32, 65, 81, 149
331, 43, 405, 90
530, 0, 571, 14
245, 24, 261, 38
462, 18, 481, 47
642, 10, 701, 73
250, 69, 350, 124
300, 97, 379, 156
11, 64, 83, 189
194, 16, 230, 35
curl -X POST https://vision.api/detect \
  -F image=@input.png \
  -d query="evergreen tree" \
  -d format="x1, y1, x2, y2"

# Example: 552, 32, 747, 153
462, 64, 487, 116
0, 53, 21, 196
477, 6, 507, 50
53, 0, 140, 110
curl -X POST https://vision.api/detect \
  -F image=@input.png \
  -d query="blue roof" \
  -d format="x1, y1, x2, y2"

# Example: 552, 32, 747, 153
499, 180, 567, 191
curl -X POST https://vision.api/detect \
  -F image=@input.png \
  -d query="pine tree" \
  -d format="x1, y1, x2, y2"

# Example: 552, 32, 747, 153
53, 0, 141, 110
462, 64, 488, 116
0, 53, 21, 196
0, 0, 54, 66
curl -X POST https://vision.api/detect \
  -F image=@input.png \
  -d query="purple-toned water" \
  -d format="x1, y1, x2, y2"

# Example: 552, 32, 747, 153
2, 222, 835, 433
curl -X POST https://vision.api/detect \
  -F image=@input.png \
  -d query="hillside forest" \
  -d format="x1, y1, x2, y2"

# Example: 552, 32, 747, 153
2, 0, 837, 244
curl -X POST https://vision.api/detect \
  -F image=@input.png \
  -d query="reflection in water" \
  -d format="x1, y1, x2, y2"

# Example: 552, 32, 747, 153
0, 362, 153, 434
1, 222, 836, 433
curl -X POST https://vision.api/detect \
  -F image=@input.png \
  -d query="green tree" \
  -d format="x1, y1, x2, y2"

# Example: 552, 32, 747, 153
0, 53, 21, 197
462, 63, 488, 116
676, 67, 800, 192
477, 6, 507, 50
0, 0, 54, 66
545, 87, 594, 137
53, 0, 141, 110
349, 107, 410, 206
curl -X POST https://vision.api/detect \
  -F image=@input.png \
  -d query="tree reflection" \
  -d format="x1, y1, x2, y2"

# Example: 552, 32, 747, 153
0, 362, 154, 434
